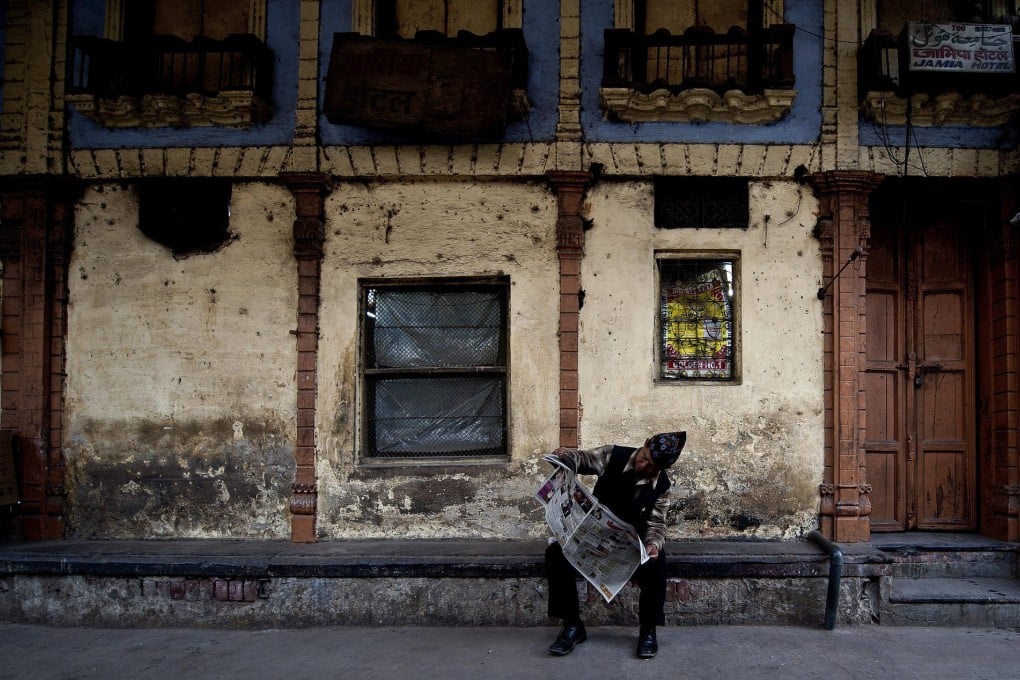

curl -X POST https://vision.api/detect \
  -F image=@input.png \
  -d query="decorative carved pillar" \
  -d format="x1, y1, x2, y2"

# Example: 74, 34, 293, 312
0, 180, 75, 540
547, 171, 591, 448
988, 182, 1020, 541
281, 173, 330, 543
809, 171, 883, 543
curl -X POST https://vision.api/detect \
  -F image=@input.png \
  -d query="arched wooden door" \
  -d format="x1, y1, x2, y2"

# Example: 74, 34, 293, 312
865, 197, 977, 532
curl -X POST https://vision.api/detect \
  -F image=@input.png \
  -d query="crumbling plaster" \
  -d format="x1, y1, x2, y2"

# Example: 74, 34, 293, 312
579, 180, 825, 539
62, 183, 298, 538
315, 180, 562, 539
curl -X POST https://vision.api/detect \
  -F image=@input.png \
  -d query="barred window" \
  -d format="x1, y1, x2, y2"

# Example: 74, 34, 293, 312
655, 178, 749, 229
361, 278, 508, 459
657, 257, 738, 381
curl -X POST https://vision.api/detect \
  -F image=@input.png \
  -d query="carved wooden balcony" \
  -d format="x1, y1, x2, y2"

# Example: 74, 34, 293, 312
859, 26, 1020, 127
601, 24, 796, 124
324, 29, 530, 137
67, 33, 274, 129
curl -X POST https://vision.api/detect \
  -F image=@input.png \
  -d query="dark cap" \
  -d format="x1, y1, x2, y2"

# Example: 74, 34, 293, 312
647, 431, 686, 468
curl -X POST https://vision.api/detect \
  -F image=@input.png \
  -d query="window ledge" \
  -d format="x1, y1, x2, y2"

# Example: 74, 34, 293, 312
67, 91, 272, 129
861, 90, 1020, 127
354, 457, 511, 478
600, 86, 796, 124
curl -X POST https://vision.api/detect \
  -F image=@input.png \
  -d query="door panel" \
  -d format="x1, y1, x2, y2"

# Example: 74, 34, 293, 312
866, 212, 976, 531
865, 225, 908, 530
914, 219, 974, 529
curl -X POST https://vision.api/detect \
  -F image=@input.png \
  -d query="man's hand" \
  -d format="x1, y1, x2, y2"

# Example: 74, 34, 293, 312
550, 447, 576, 471
645, 544, 659, 560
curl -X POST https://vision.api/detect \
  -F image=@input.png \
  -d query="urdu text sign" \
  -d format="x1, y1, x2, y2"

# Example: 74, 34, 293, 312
908, 22, 1015, 74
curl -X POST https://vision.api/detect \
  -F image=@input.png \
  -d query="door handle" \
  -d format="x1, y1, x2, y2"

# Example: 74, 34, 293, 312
913, 361, 942, 388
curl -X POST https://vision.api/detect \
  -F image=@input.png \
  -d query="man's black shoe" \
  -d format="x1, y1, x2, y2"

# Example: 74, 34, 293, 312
636, 627, 658, 658
549, 622, 587, 656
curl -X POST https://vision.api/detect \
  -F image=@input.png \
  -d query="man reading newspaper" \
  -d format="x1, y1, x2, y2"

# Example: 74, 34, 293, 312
542, 432, 686, 659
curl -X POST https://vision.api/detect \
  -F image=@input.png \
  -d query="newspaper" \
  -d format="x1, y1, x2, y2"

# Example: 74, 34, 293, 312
535, 454, 648, 602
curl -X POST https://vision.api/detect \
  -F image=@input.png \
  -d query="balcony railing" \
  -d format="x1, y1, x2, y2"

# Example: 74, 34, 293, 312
859, 27, 1020, 126
600, 25, 795, 123
603, 25, 795, 95
67, 33, 274, 128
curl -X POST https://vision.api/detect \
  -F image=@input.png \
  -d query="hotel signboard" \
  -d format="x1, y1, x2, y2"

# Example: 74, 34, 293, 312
907, 22, 1015, 74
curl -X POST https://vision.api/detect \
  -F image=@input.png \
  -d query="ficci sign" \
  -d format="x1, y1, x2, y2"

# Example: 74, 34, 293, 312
908, 22, 1015, 74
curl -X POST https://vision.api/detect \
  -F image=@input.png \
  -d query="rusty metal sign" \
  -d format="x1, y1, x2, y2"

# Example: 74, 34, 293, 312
324, 33, 513, 136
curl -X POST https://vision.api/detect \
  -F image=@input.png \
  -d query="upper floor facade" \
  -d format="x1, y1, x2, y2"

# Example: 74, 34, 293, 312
0, 0, 1016, 184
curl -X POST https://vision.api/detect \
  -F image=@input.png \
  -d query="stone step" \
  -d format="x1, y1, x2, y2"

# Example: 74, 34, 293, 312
870, 533, 1018, 579
883, 551, 1016, 578
882, 577, 1020, 627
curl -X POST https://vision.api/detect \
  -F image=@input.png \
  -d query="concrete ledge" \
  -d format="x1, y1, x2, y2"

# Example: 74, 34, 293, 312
0, 539, 893, 628
0, 538, 890, 579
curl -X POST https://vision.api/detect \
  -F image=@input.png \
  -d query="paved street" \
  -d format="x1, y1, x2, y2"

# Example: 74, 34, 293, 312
2, 624, 1019, 680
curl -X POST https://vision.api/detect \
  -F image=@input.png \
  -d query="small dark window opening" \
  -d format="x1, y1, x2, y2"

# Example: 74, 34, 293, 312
137, 179, 234, 257
655, 177, 749, 229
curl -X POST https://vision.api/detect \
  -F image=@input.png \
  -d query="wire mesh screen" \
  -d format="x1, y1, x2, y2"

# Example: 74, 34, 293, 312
659, 259, 735, 380
364, 285, 507, 458
366, 288, 504, 368
369, 375, 505, 457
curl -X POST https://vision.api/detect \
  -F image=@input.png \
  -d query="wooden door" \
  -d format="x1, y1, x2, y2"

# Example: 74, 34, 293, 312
865, 215, 977, 531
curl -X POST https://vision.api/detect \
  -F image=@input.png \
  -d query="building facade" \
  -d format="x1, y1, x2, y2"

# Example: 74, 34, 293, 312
0, 0, 1018, 546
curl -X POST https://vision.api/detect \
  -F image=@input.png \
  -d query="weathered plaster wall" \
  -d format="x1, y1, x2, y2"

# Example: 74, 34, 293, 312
316, 180, 560, 539
579, 180, 824, 539
63, 183, 298, 538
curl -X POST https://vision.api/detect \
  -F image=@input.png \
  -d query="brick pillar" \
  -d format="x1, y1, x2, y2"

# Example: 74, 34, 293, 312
547, 171, 590, 448
0, 180, 74, 540
810, 171, 883, 543
281, 173, 330, 543
988, 183, 1020, 541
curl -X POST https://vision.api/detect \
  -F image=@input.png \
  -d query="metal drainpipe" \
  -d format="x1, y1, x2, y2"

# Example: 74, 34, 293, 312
808, 530, 844, 630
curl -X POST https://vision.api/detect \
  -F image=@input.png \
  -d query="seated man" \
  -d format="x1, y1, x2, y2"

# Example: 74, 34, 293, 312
545, 431, 686, 659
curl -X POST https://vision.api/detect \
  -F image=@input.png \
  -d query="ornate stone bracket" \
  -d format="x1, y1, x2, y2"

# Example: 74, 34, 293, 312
992, 485, 1020, 517
66, 92, 272, 129
862, 90, 1020, 127
601, 86, 796, 124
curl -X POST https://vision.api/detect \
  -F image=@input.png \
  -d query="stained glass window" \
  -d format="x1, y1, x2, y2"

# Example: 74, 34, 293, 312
658, 258, 736, 380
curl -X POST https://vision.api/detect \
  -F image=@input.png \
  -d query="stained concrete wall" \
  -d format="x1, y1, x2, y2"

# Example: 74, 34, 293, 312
59, 177, 824, 542
62, 183, 298, 538
579, 180, 824, 539
315, 180, 561, 539
51, 170, 827, 545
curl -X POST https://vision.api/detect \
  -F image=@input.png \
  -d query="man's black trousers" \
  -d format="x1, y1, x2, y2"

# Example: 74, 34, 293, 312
545, 541, 667, 627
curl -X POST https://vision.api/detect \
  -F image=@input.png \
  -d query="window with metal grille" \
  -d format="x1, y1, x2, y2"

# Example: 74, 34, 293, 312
657, 257, 738, 381
654, 178, 749, 229
361, 279, 509, 459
